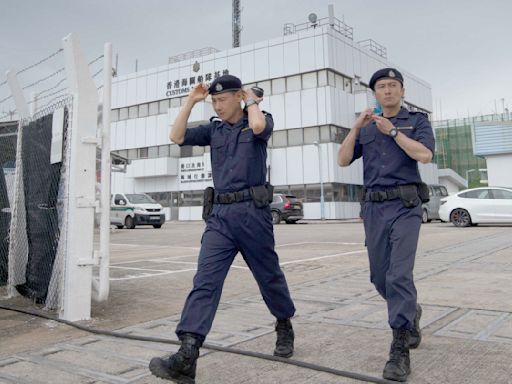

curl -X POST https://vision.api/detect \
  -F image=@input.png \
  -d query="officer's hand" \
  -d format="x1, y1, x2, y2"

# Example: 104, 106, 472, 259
372, 115, 395, 135
242, 88, 263, 104
354, 108, 373, 130
188, 83, 209, 104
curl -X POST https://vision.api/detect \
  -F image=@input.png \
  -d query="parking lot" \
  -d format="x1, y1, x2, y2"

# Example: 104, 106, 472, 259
1, 220, 512, 383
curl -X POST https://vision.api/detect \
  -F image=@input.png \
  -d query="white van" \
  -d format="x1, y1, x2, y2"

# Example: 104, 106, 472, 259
111, 193, 165, 229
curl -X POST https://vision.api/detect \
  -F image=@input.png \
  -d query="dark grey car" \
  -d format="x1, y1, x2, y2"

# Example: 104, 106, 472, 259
422, 184, 449, 223
270, 194, 304, 224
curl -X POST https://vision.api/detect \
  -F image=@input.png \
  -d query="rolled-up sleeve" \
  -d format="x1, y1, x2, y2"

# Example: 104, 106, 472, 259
180, 123, 213, 147
413, 114, 435, 155
350, 132, 363, 164
253, 112, 273, 142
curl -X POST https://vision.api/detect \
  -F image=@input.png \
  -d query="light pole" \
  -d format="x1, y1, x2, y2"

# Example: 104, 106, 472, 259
313, 141, 325, 220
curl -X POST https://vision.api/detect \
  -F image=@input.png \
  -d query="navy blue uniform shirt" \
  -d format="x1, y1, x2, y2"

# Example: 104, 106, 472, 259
180, 112, 273, 193
351, 107, 435, 189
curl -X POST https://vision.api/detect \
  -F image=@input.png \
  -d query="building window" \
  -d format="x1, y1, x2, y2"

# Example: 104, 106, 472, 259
335, 73, 344, 90
170, 98, 181, 108
318, 70, 328, 87
272, 130, 287, 147
305, 184, 321, 202
127, 148, 137, 160
192, 146, 205, 156
158, 144, 170, 158
327, 71, 336, 87
286, 75, 301, 92
288, 128, 303, 146
111, 109, 119, 122
180, 146, 193, 158
181, 191, 203, 207
159, 99, 170, 114
119, 107, 129, 120
148, 146, 158, 159
138, 103, 149, 117
149, 101, 159, 115
139, 147, 148, 159
272, 78, 286, 94
289, 185, 305, 200
128, 106, 138, 119
170, 144, 181, 157
302, 72, 317, 89
256, 80, 271, 96
344, 77, 353, 93
304, 126, 320, 144
320, 125, 331, 143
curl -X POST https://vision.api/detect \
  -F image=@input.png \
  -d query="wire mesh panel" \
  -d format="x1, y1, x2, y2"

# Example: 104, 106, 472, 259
6, 98, 72, 307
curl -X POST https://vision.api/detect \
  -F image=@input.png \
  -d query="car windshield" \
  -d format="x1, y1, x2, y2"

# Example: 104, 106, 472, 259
125, 194, 156, 204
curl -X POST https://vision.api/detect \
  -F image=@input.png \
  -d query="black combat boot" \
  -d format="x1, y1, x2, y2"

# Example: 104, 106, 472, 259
149, 333, 202, 384
273, 318, 294, 358
383, 329, 411, 382
409, 304, 422, 349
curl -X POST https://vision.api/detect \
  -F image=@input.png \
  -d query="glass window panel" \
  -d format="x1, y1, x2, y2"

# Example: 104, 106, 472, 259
320, 125, 331, 143
149, 101, 159, 115
148, 146, 158, 159
302, 72, 317, 89
128, 106, 138, 119
256, 80, 271, 95
170, 97, 181, 108
327, 71, 336, 86
286, 75, 301, 92
289, 185, 305, 200
111, 109, 119, 122
158, 145, 170, 157
335, 74, 344, 90
138, 103, 148, 117
139, 147, 148, 159
127, 148, 137, 159
271, 78, 286, 94
288, 128, 303, 146
318, 70, 328, 87
170, 144, 180, 157
159, 99, 170, 114
119, 107, 129, 120
272, 130, 287, 147
304, 127, 320, 144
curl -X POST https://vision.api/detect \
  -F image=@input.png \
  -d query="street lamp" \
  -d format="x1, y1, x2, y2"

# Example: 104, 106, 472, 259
313, 141, 325, 220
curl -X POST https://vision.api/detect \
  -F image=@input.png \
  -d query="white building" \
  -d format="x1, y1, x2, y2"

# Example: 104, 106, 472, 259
110, 14, 438, 221
473, 120, 512, 188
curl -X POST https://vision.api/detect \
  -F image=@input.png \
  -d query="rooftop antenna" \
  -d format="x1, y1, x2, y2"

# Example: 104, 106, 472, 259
232, 0, 242, 48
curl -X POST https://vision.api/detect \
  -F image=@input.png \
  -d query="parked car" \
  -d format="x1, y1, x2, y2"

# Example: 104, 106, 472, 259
270, 194, 304, 224
422, 184, 449, 223
438, 187, 512, 227
111, 193, 165, 229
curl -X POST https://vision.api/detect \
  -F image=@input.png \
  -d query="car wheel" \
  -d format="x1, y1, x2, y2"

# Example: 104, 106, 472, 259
153, 224, 162, 229
125, 216, 136, 229
116, 225, 124, 229
450, 208, 472, 227
285, 220, 298, 224
421, 209, 430, 224
271, 210, 281, 225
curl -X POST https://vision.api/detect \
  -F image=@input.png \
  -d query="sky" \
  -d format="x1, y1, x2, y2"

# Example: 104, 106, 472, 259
0, 0, 511, 120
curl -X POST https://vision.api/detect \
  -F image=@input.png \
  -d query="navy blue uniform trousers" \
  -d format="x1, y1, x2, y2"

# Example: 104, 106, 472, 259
176, 201, 296, 339
363, 199, 421, 330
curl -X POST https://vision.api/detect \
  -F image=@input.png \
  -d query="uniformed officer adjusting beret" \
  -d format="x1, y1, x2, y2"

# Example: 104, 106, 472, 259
369, 68, 404, 91
208, 74, 242, 95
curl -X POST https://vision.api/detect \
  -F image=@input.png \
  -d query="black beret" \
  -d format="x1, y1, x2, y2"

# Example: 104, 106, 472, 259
369, 68, 404, 91
208, 74, 242, 95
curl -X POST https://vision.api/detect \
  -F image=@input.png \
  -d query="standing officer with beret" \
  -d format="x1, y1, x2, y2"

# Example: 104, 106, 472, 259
149, 74, 296, 384
338, 68, 435, 381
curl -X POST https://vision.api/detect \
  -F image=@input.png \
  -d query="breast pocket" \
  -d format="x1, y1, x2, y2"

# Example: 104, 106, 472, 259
359, 134, 376, 146
211, 137, 226, 166
238, 131, 257, 159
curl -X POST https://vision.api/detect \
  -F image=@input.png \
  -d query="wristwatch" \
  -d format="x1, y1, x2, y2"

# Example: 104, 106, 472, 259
389, 127, 398, 138
245, 98, 258, 108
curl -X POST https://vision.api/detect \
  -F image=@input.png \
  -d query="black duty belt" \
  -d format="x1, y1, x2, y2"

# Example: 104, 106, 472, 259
364, 187, 402, 202
214, 188, 252, 204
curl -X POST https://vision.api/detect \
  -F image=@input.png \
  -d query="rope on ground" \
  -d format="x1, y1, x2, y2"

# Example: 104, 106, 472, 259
0, 304, 394, 384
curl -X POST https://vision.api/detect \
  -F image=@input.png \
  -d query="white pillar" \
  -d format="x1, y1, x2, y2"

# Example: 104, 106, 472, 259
60, 33, 99, 321
92, 42, 112, 302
